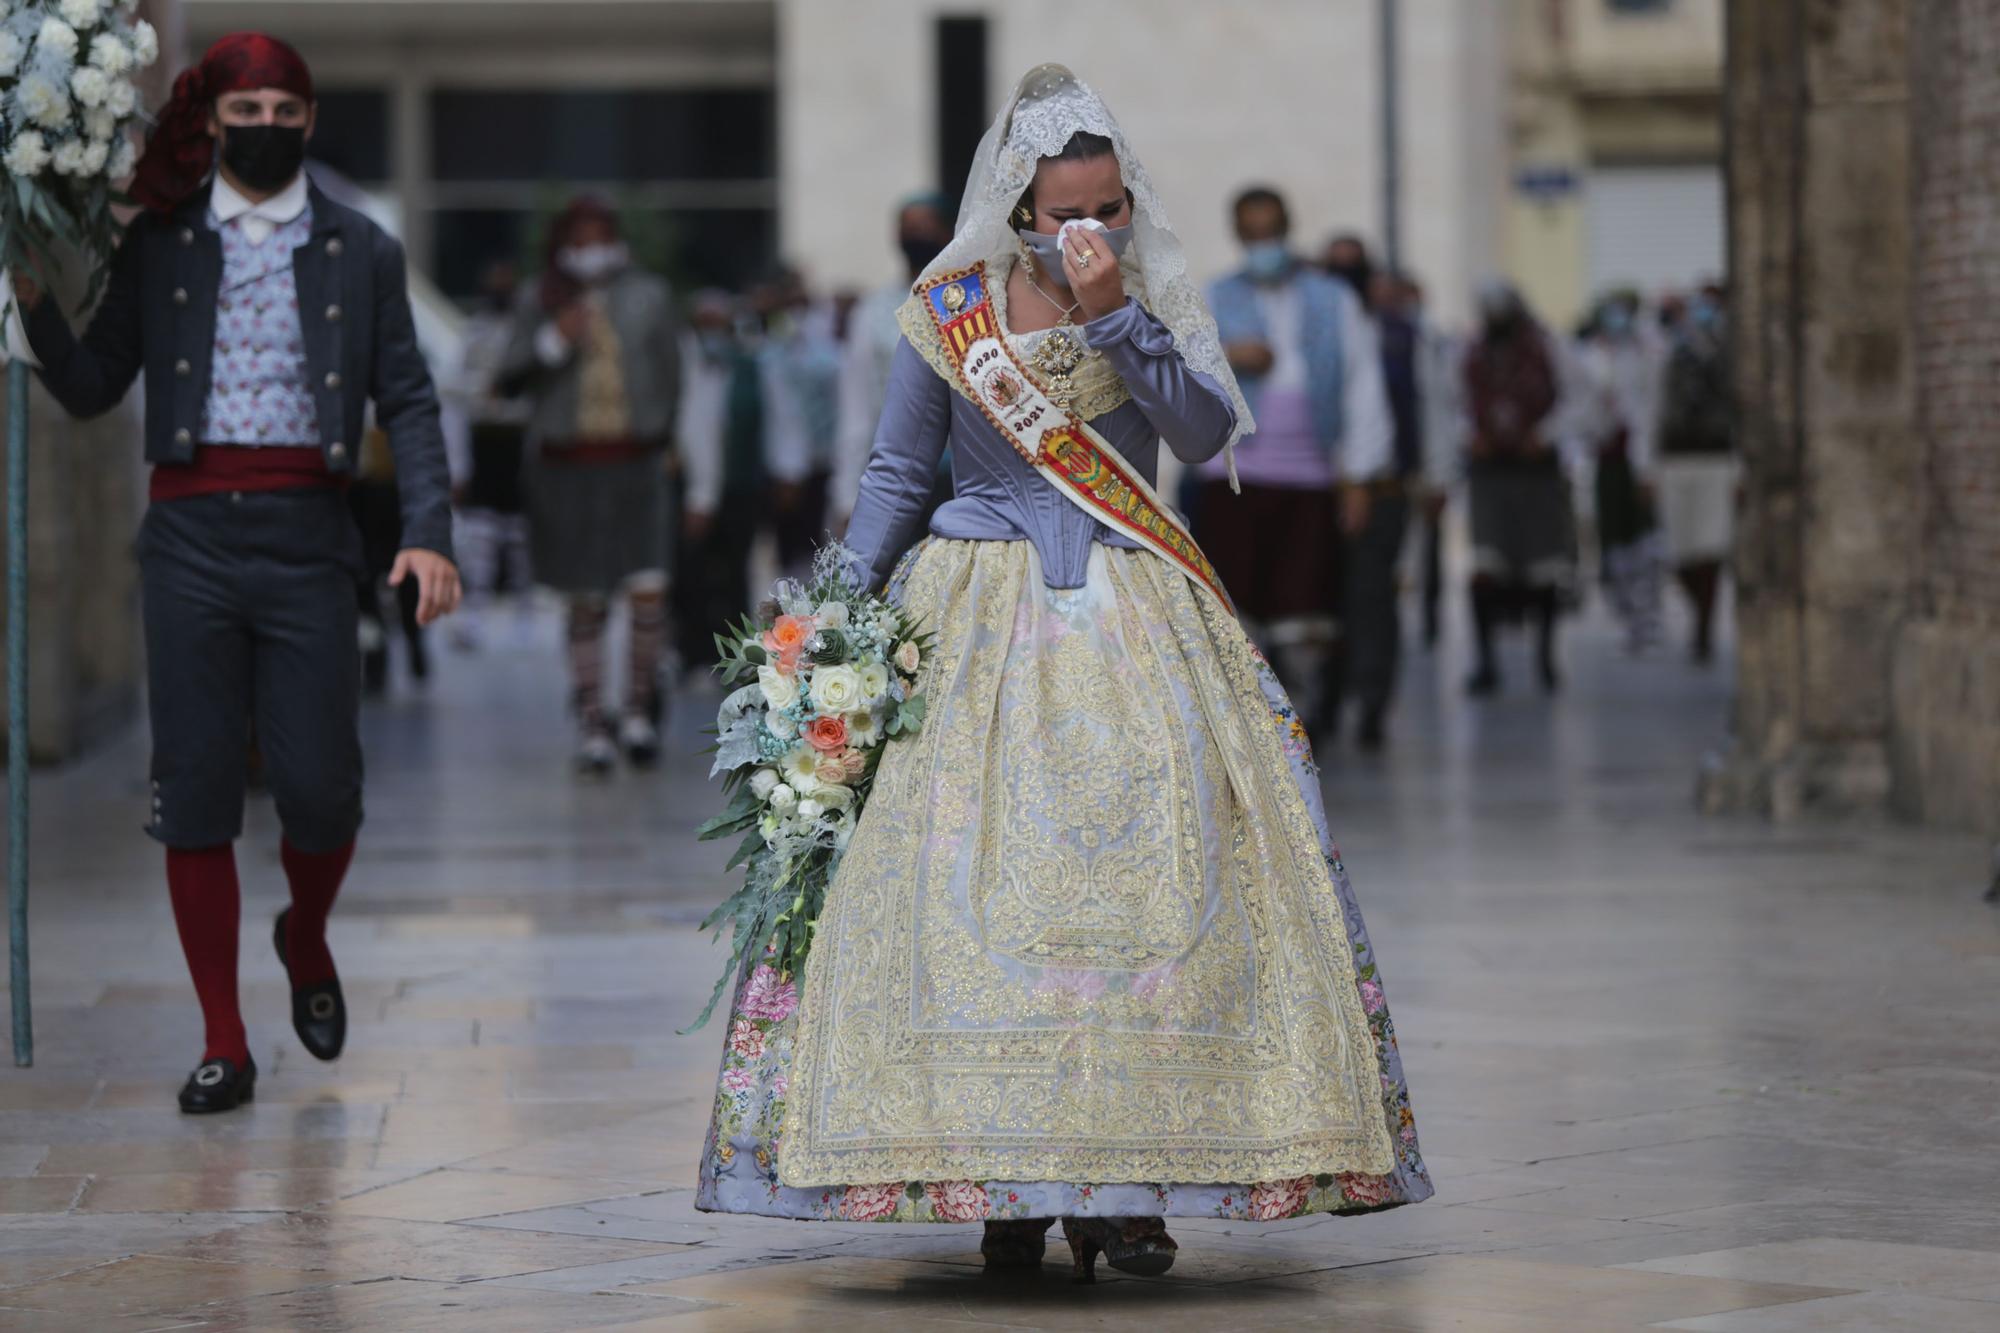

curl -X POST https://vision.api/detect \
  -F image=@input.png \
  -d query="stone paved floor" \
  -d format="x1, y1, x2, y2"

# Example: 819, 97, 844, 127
2, 592, 1998, 1330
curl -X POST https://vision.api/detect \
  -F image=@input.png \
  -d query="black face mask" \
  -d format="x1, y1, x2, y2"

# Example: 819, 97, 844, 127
220, 124, 307, 193
899, 234, 946, 276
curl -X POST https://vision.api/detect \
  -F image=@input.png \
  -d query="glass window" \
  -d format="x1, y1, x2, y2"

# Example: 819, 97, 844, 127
1606, 0, 1673, 13
429, 90, 775, 183
310, 89, 391, 183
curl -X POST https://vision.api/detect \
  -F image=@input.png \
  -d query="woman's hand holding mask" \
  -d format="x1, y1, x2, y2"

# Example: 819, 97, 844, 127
1059, 219, 1126, 323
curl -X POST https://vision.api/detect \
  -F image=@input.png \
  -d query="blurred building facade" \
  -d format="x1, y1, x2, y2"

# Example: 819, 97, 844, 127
1504, 0, 1726, 327
1711, 0, 2000, 839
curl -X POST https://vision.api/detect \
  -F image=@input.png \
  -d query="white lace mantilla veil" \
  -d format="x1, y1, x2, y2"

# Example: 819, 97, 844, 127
896, 62, 1255, 475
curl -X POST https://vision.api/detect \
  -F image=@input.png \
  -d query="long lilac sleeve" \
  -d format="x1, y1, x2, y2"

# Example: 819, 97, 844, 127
843, 338, 953, 590
1082, 298, 1238, 464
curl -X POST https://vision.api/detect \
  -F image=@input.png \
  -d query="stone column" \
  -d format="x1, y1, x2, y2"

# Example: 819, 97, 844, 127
1702, 0, 1915, 819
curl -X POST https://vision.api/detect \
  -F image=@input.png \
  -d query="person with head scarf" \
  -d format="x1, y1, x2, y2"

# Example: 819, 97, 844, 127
1461, 281, 1579, 694
498, 197, 681, 775
11, 33, 460, 1114
693, 64, 1431, 1281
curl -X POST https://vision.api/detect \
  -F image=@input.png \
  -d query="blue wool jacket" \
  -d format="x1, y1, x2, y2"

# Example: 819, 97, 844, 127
1208, 261, 1351, 452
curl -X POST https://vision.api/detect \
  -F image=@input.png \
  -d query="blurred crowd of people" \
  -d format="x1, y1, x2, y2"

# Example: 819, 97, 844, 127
366, 187, 1734, 772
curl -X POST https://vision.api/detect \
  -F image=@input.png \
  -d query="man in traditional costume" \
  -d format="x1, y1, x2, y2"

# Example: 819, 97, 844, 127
15, 32, 459, 1112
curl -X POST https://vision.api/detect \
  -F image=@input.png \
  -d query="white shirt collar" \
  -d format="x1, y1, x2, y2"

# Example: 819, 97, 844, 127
209, 172, 310, 244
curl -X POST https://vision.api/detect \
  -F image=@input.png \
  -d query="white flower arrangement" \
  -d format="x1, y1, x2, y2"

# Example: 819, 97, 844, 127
3, 0, 159, 313
689, 542, 935, 1029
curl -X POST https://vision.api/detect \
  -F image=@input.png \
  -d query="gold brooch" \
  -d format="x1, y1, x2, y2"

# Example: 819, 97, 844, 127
1031, 328, 1086, 410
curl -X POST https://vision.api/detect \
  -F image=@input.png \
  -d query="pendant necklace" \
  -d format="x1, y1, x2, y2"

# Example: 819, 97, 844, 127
1020, 247, 1087, 410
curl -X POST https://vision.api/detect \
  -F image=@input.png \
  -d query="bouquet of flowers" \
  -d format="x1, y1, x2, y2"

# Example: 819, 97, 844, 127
687, 544, 932, 1029
2, 0, 158, 307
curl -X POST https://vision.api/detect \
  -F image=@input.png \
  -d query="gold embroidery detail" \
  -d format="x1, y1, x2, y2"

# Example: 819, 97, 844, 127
776, 540, 1397, 1187
898, 254, 1137, 422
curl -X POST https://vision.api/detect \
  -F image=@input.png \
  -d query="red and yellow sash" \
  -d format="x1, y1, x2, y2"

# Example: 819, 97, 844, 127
919, 262, 1232, 613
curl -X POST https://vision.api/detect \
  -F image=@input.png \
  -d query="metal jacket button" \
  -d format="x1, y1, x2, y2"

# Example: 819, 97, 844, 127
328, 443, 348, 462
174, 359, 190, 377
325, 372, 342, 390
172, 287, 188, 305
179, 228, 194, 245
326, 238, 343, 258
173, 428, 191, 445
326, 304, 342, 322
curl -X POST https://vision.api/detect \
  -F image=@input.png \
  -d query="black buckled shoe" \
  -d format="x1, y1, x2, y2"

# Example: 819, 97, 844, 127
273, 908, 347, 1061
178, 1055, 256, 1114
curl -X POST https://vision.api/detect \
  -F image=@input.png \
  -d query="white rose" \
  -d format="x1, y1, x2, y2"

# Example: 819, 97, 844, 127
812, 664, 863, 713
60, 0, 100, 29
106, 135, 134, 177
87, 32, 129, 75
768, 782, 797, 812
796, 797, 824, 821
20, 76, 71, 130
130, 19, 157, 67
767, 710, 798, 740
895, 640, 923, 675
814, 600, 850, 630
757, 664, 799, 711
51, 138, 88, 175
817, 784, 855, 812
748, 768, 779, 800
2, 131, 51, 176
70, 66, 110, 108
79, 137, 107, 174
0, 31, 24, 78
857, 661, 891, 704
37, 17, 79, 61
105, 79, 135, 117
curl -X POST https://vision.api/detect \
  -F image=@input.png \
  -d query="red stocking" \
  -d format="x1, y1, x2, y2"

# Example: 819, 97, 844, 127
280, 838, 354, 987
165, 845, 248, 1065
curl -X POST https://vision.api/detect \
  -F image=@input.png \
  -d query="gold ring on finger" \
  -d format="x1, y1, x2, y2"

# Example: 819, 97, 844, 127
1074, 249, 1094, 267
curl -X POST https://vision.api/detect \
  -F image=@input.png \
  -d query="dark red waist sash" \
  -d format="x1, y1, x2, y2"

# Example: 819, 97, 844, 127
150, 446, 338, 504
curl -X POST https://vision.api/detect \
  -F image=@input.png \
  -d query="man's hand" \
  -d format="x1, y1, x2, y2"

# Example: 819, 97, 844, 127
1340, 483, 1372, 538
388, 548, 462, 626
1225, 340, 1275, 377
11, 272, 44, 314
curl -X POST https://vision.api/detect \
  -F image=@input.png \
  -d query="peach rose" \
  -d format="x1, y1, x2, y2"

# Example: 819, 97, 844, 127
841, 747, 868, 779
814, 756, 852, 787
763, 614, 815, 663
803, 715, 849, 753
895, 640, 922, 675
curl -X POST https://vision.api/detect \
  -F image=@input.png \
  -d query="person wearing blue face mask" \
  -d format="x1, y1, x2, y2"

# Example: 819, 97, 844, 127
1576, 289, 1669, 656
1199, 187, 1395, 741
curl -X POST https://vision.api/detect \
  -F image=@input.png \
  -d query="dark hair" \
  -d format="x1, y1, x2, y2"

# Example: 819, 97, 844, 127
1232, 185, 1289, 230
1013, 130, 1121, 224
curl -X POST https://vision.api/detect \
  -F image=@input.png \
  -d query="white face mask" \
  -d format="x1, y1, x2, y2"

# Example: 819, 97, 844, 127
558, 241, 630, 285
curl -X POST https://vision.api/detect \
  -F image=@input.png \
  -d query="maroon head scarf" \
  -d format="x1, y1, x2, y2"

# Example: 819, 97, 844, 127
130, 33, 316, 215
539, 196, 624, 313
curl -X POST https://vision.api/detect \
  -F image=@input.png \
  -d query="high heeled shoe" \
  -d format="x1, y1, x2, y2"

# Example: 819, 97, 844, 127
980, 1218, 1056, 1270
1060, 1216, 1178, 1283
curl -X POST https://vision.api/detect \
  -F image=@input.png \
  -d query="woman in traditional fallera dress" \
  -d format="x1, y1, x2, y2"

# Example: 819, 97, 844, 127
695, 65, 1432, 1280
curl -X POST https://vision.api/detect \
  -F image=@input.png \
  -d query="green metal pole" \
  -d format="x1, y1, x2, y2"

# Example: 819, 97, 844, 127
8, 357, 30, 1067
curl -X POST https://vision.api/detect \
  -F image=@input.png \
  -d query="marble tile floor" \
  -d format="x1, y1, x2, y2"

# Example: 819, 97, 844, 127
2, 596, 1997, 1330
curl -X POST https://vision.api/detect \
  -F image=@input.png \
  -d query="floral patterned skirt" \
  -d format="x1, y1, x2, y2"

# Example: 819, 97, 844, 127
695, 539, 1432, 1223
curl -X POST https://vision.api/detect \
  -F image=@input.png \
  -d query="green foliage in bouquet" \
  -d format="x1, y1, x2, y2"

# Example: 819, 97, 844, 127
2, 2, 159, 308
684, 545, 935, 1031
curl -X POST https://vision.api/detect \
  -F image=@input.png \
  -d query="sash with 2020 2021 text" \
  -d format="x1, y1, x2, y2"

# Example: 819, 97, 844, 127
918, 262, 1232, 613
